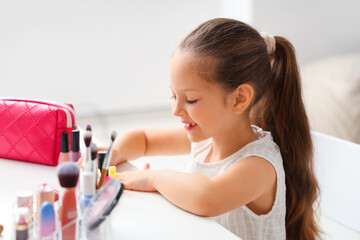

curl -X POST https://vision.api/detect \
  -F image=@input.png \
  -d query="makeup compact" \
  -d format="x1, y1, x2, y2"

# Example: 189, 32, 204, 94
83, 179, 124, 230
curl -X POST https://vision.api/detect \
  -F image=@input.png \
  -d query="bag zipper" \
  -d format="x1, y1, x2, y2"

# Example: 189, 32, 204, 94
0, 98, 76, 128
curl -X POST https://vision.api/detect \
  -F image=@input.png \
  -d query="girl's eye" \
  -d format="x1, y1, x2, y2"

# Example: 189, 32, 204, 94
186, 99, 198, 104
171, 95, 176, 100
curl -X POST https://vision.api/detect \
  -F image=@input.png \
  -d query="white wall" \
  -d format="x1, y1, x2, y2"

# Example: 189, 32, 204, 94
0, 0, 251, 116
2, 0, 359, 116
252, 0, 360, 66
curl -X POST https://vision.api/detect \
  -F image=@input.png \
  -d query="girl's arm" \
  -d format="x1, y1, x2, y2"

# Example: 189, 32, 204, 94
110, 126, 191, 165
119, 156, 276, 217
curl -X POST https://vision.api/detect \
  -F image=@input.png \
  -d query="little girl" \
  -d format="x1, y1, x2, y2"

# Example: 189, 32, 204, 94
109, 18, 320, 239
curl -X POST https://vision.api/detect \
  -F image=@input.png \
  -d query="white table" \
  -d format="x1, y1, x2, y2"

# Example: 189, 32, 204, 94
0, 157, 239, 240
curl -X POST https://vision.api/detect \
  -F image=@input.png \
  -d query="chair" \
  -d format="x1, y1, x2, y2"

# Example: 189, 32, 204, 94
313, 131, 360, 238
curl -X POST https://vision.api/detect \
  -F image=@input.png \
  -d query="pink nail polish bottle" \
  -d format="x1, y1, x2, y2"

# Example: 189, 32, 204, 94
70, 130, 81, 162
58, 132, 70, 164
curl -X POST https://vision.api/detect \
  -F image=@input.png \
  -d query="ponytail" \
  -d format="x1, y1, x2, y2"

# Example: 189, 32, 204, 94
254, 37, 321, 239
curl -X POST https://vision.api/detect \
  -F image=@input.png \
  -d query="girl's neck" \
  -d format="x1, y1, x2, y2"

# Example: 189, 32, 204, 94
205, 120, 258, 163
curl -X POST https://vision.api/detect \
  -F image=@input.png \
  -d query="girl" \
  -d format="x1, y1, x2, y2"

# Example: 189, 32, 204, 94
109, 18, 320, 239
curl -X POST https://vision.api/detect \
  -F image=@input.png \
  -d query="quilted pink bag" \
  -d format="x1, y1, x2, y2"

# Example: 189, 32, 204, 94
0, 98, 76, 166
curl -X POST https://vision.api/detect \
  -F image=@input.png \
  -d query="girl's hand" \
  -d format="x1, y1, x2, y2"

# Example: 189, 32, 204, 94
118, 163, 156, 192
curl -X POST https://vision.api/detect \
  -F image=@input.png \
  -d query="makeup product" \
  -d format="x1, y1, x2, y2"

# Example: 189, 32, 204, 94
58, 132, 70, 164
17, 191, 33, 217
0, 224, 3, 235
14, 207, 29, 240
39, 202, 55, 239
91, 143, 98, 185
54, 190, 59, 202
57, 162, 80, 240
104, 176, 112, 185
70, 130, 81, 162
90, 143, 98, 172
81, 142, 99, 210
36, 184, 54, 221
86, 124, 92, 132
16, 191, 33, 238
97, 131, 116, 190
81, 171, 95, 211
83, 179, 124, 230
97, 151, 107, 171
108, 166, 116, 178
83, 131, 92, 171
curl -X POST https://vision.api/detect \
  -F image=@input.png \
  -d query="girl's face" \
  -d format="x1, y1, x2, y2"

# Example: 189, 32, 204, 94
169, 51, 237, 142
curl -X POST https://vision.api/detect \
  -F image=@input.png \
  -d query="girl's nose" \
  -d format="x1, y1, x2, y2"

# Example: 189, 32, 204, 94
172, 101, 186, 117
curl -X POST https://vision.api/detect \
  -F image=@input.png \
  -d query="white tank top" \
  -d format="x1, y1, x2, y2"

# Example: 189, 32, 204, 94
190, 126, 286, 240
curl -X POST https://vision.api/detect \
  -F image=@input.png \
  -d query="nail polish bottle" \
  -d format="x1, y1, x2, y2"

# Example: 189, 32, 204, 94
70, 130, 81, 162
58, 132, 70, 164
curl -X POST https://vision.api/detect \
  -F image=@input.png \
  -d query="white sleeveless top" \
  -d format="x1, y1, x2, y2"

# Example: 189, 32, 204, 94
190, 126, 286, 240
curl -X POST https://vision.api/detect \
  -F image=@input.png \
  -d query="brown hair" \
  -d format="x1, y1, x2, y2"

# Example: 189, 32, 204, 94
179, 18, 320, 239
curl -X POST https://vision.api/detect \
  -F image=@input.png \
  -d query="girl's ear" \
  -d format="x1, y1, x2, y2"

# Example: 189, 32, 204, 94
232, 84, 254, 114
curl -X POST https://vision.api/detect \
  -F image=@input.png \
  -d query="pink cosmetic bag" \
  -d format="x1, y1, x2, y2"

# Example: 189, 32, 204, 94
0, 98, 77, 166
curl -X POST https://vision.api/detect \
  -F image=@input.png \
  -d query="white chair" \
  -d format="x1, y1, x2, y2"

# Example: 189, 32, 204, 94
313, 131, 360, 239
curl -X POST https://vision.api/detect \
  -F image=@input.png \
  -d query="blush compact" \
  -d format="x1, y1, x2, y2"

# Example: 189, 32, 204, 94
83, 179, 124, 230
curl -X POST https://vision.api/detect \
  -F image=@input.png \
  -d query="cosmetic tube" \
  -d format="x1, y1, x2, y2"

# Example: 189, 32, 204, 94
39, 202, 56, 240
36, 184, 54, 221
16, 191, 34, 238
70, 130, 81, 162
81, 171, 95, 212
17, 191, 33, 222
14, 207, 30, 240
58, 132, 70, 164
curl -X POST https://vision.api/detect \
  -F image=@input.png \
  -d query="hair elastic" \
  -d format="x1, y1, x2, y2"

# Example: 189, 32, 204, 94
260, 32, 276, 55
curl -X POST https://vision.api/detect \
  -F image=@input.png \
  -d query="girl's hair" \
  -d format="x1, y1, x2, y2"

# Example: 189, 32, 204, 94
179, 18, 320, 239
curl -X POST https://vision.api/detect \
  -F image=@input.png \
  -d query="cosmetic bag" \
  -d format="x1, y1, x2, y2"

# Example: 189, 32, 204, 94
0, 98, 77, 166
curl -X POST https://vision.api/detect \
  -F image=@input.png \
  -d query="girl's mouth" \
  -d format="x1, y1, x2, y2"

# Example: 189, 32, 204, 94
182, 122, 197, 130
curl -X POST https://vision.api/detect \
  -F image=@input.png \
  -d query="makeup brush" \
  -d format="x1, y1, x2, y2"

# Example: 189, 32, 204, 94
83, 131, 92, 171
91, 143, 98, 184
91, 143, 98, 167
97, 151, 107, 171
81, 142, 98, 211
57, 162, 80, 188
57, 162, 80, 240
97, 131, 117, 189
